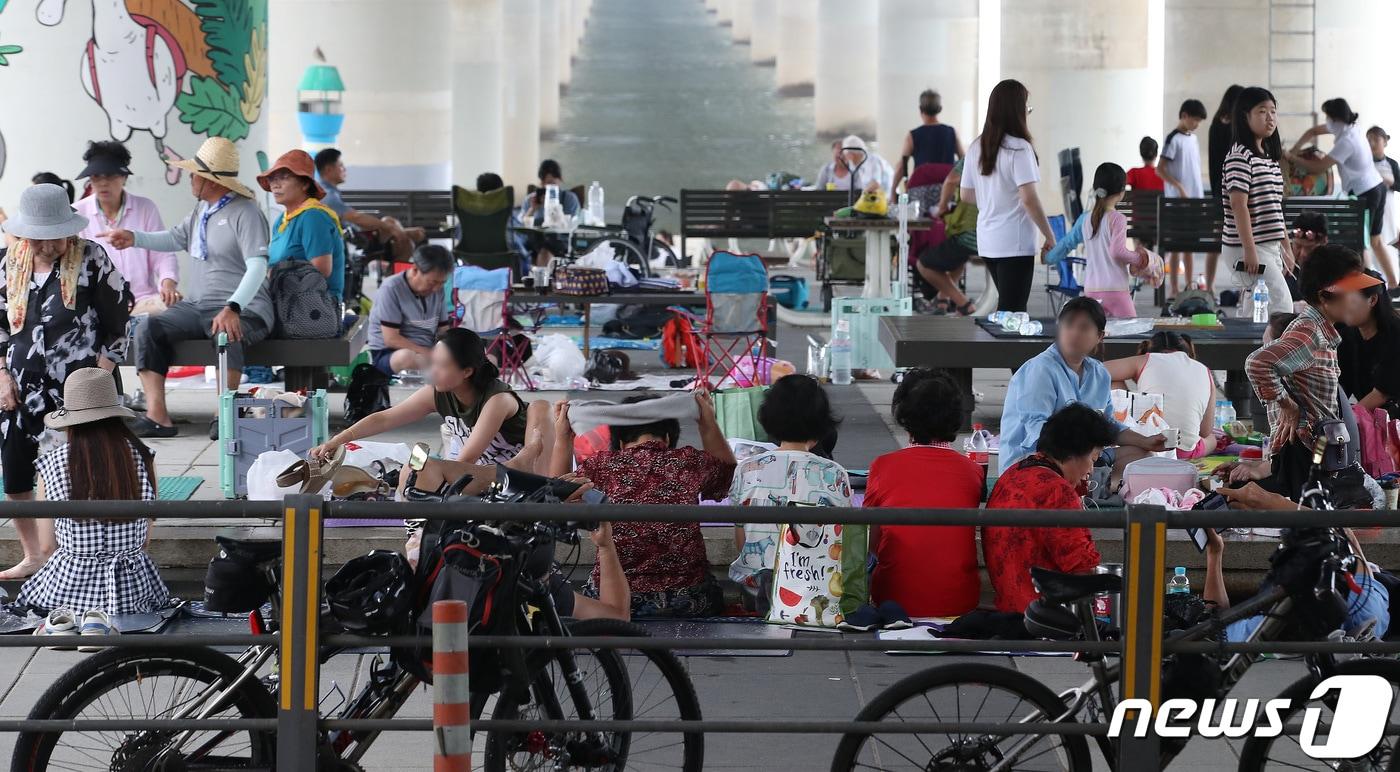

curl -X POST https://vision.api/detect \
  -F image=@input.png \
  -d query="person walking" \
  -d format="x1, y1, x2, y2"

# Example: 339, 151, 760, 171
1288, 98, 1397, 289
100, 138, 275, 440
961, 79, 1055, 313
0, 185, 134, 579
1222, 87, 1294, 316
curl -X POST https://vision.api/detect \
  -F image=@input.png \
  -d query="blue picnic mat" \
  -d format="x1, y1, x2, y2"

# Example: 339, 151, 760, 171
575, 336, 660, 351
0, 475, 201, 500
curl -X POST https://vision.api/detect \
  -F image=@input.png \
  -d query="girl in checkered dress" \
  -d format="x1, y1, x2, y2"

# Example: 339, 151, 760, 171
16, 372, 168, 615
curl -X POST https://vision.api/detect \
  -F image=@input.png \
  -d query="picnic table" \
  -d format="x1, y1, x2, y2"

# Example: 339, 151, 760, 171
878, 316, 1263, 427
518, 289, 779, 356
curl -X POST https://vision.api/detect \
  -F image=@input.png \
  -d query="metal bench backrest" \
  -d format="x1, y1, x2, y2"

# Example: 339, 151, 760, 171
1116, 189, 1161, 247
339, 189, 455, 238
771, 191, 851, 238
1157, 197, 1223, 254
1283, 197, 1367, 253
679, 189, 849, 257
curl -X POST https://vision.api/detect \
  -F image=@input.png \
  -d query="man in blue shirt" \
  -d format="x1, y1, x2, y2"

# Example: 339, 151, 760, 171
1000, 297, 1165, 474
518, 159, 581, 266
313, 148, 425, 262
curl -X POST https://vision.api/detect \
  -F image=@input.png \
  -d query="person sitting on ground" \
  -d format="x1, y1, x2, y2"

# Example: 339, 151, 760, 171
551, 392, 737, 619
19, 369, 168, 634
864, 369, 985, 617
1284, 211, 1328, 307
519, 159, 581, 266
892, 89, 964, 191
984, 402, 1118, 613
1247, 244, 1378, 499
729, 375, 852, 590
366, 244, 452, 376
1126, 137, 1165, 192
75, 140, 179, 316
258, 149, 347, 303
314, 148, 426, 262
999, 296, 1166, 475
1338, 270, 1400, 415
1105, 331, 1218, 459
1201, 523, 1388, 641
103, 138, 274, 440
311, 327, 552, 471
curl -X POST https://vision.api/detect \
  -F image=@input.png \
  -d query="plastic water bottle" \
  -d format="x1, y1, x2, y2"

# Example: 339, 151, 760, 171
587, 181, 605, 226
1252, 278, 1270, 324
967, 424, 993, 466
830, 321, 853, 385
1167, 567, 1191, 595
1220, 400, 1237, 429
1214, 400, 1228, 430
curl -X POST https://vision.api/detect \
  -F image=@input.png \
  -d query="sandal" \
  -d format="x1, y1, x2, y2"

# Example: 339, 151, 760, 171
954, 301, 976, 316
276, 445, 346, 493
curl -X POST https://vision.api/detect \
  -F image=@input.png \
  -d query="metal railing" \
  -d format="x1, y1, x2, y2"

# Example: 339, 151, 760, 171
2, 497, 1398, 770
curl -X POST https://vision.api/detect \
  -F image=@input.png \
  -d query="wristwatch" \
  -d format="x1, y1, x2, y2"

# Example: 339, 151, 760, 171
225, 301, 242, 314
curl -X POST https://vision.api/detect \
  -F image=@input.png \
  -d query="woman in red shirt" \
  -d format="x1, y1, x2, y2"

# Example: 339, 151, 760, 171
984, 403, 1120, 612
865, 369, 986, 616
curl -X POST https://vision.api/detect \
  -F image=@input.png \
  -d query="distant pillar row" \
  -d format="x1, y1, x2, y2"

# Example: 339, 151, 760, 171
750, 0, 778, 65
814, 0, 876, 137
452, 0, 504, 187
875, 0, 979, 171
775, 0, 816, 96
502, 0, 542, 191
731, 0, 754, 43
538, 0, 561, 136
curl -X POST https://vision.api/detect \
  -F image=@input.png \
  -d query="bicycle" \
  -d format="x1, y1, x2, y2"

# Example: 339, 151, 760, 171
831, 448, 1400, 771
13, 462, 704, 771
577, 195, 679, 277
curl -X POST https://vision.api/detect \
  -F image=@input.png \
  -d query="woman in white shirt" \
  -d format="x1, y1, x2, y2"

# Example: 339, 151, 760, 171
960, 79, 1055, 312
1288, 98, 1396, 288
1105, 331, 1218, 459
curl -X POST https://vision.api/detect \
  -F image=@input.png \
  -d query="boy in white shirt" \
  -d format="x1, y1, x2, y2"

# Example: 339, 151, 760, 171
1158, 99, 1209, 297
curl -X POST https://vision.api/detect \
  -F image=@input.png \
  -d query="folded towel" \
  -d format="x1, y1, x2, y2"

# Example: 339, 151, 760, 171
568, 393, 697, 434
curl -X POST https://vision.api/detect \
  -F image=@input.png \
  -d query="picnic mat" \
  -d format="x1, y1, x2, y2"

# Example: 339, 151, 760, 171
976, 317, 1267, 341
0, 601, 184, 635
0, 476, 202, 500
878, 621, 1075, 656
635, 618, 793, 657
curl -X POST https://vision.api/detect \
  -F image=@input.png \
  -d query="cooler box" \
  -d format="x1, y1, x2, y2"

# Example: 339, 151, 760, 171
832, 296, 913, 371
1121, 457, 1199, 502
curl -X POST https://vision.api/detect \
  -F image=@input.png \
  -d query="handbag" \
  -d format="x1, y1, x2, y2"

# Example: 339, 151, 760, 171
269, 260, 340, 339
712, 386, 769, 441
1352, 402, 1400, 478
554, 266, 608, 296
767, 518, 869, 627
943, 200, 978, 237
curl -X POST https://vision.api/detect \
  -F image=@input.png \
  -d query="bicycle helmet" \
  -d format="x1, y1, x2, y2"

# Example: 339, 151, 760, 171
203, 537, 279, 613
325, 550, 415, 634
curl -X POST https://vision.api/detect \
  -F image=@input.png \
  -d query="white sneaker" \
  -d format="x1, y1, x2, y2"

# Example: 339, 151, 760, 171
78, 610, 113, 652
34, 608, 78, 650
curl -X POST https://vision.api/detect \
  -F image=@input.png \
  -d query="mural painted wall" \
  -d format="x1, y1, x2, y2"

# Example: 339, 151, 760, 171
0, 0, 267, 232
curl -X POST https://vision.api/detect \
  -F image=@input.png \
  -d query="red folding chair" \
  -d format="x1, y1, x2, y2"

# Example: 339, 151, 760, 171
673, 251, 770, 391
451, 265, 539, 390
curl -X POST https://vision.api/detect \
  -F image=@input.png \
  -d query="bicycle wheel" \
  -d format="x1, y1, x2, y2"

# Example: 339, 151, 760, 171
1237, 658, 1400, 771
831, 662, 1092, 772
484, 617, 703, 771
585, 238, 650, 279
12, 647, 277, 771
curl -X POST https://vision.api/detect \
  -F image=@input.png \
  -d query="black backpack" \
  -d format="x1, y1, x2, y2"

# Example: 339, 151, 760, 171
269, 260, 339, 339
344, 363, 391, 423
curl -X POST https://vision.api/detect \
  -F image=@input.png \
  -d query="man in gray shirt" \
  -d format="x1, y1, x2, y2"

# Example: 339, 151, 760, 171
101, 138, 273, 438
368, 244, 452, 375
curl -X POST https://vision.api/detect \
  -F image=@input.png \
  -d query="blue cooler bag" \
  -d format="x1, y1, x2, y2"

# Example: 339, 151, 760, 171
769, 275, 809, 310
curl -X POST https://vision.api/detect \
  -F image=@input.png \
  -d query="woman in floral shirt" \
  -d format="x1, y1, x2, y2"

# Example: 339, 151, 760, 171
984, 403, 1119, 613
553, 392, 736, 618
0, 184, 133, 579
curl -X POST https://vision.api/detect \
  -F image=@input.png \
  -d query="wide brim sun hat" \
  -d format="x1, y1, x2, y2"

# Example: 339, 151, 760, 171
1, 184, 89, 240
168, 137, 256, 199
256, 149, 326, 200
44, 367, 137, 429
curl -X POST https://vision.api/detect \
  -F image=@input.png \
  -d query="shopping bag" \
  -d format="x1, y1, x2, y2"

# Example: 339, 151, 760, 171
713, 386, 770, 442
767, 520, 869, 627
1111, 389, 1174, 458
1353, 403, 1400, 478
246, 449, 306, 501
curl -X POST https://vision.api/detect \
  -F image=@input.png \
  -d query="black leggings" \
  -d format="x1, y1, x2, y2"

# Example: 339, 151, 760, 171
986, 256, 1036, 312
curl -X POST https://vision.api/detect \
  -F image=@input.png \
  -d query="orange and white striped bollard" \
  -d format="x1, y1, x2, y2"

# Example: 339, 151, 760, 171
432, 599, 471, 771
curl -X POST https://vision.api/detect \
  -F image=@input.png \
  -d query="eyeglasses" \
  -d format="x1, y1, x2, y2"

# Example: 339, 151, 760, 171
1291, 229, 1324, 240
266, 170, 297, 184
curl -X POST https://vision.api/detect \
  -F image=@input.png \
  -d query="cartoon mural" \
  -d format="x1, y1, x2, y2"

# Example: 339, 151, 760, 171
0, 0, 19, 183
32, 0, 267, 185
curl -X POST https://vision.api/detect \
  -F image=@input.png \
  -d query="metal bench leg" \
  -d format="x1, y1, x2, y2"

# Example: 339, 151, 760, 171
284, 367, 328, 392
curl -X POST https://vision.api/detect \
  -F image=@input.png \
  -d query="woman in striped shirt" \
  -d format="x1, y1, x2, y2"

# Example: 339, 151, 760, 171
1223, 87, 1295, 315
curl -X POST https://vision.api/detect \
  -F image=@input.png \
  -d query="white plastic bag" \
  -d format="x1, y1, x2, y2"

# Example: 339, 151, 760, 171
246, 449, 305, 501
531, 333, 587, 381
341, 440, 410, 469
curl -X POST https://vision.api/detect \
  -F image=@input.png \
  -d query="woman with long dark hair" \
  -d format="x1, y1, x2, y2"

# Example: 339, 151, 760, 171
311, 327, 552, 471
1206, 84, 1244, 292
1222, 86, 1294, 315
19, 369, 167, 638
1288, 98, 1397, 289
960, 79, 1055, 312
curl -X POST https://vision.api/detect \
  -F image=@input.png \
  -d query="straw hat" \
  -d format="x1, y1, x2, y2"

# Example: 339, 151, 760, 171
168, 137, 255, 199
45, 368, 136, 429
257, 149, 326, 200
1, 184, 88, 240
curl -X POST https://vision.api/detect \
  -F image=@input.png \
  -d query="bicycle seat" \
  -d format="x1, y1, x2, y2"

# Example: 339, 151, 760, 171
214, 536, 282, 565
1030, 567, 1121, 605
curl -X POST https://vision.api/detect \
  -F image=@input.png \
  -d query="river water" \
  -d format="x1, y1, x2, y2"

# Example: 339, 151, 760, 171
542, 0, 831, 230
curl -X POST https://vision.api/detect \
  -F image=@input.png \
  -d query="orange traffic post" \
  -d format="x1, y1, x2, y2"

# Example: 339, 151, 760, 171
432, 599, 471, 772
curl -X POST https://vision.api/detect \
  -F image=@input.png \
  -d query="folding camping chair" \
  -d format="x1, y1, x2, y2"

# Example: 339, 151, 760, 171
450, 265, 539, 390
453, 185, 521, 276
674, 251, 770, 391
1044, 214, 1085, 314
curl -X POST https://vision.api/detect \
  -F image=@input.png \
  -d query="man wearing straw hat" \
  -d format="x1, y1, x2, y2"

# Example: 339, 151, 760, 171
101, 137, 274, 439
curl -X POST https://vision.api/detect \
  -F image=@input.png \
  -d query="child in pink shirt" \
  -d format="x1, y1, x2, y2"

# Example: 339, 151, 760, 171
1082, 163, 1150, 318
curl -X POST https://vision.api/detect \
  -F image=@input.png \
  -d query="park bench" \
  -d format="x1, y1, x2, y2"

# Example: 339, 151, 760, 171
1283, 197, 1367, 253
678, 189, 850, 260
1116, 189, 1160, 250
126, 317, 368, 391
337, 189, 456, 239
